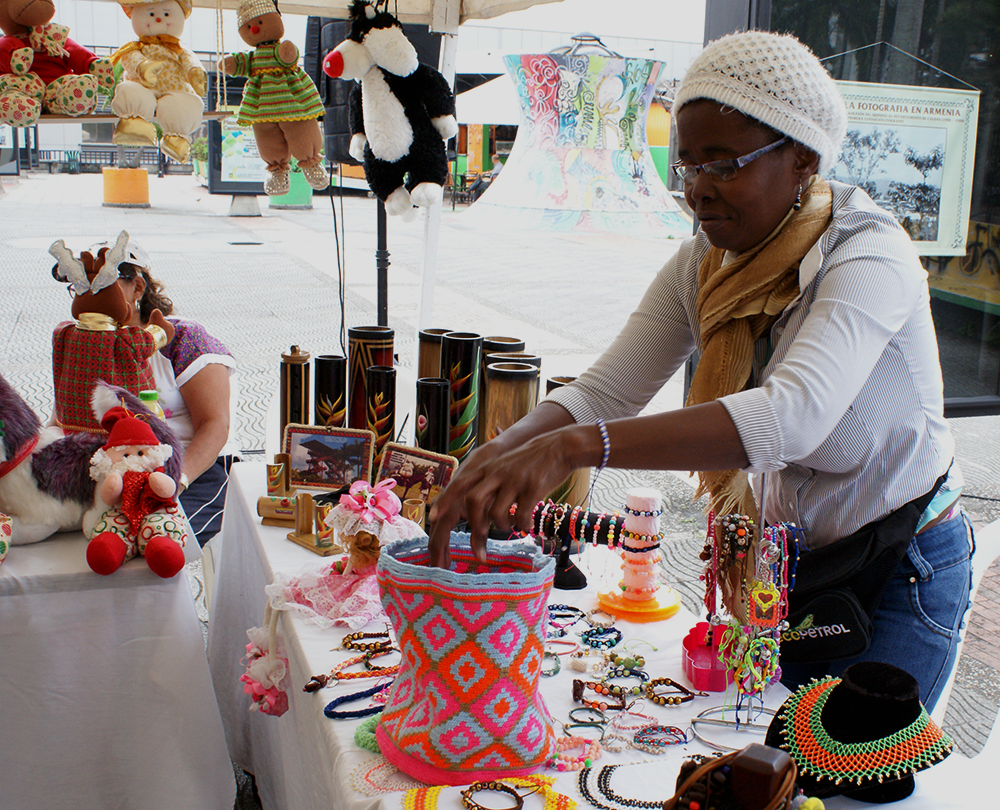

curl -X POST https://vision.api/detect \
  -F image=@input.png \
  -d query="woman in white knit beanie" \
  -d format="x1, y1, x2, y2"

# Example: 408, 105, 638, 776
429, 31, 969, 716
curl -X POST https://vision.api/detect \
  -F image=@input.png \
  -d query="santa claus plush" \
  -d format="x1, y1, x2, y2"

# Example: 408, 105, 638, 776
87, 405, 189, 578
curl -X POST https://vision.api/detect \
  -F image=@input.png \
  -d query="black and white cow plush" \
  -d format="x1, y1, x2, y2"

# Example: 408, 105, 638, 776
323, 0, 458, 217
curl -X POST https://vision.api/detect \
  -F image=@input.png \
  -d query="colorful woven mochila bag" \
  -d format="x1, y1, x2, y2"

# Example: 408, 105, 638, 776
375, 533, 557, 785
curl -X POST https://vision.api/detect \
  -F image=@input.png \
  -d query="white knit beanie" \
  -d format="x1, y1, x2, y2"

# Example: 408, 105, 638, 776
674, 30, 847, 174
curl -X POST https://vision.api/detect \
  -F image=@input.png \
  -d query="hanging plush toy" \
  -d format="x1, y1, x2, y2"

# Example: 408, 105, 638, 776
49, 231, 175, 434
0, 0, 115, 126
87, 405, 189, 578
323, 0, 458, 217
221, 0, 327, 196
110, 0, 206, 163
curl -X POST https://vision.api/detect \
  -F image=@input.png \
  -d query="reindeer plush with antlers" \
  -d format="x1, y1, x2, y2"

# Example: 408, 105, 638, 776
48, 230, 175, 434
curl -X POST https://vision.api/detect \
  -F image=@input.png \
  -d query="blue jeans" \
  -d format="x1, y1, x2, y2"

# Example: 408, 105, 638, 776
780, 511, 974, 712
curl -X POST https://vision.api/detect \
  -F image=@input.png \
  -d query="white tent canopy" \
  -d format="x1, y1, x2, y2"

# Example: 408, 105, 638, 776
456, 76, 520, 125
186, 0, 561, 29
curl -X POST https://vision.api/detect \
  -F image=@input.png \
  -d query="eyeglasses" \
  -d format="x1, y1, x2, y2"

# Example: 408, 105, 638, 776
671, 136, 790, 184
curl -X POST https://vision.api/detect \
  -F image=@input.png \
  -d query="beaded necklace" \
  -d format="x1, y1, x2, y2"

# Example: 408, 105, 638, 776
350, 756, 422, 796
779, 676, 953, 785
578, 766, 667, 810
403, 775, 577, 810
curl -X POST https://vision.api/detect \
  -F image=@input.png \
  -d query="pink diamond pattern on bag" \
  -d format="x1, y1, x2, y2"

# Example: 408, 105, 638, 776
376, 534, 557, 785
474, 679, 525, 736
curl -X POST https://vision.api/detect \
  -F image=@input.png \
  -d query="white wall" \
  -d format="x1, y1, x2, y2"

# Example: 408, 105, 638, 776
36, 123, 84, 150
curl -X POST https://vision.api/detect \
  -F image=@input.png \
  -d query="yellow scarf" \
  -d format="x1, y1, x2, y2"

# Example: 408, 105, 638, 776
111, 35, 185, 65
686, 176, 833, 616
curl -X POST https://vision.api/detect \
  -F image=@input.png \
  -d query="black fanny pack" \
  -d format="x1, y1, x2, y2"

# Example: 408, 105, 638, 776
780, 472, 946, 664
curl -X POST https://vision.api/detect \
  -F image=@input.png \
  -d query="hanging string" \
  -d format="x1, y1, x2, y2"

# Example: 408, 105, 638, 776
215, 0, 229, 111
819, 41, 978, 91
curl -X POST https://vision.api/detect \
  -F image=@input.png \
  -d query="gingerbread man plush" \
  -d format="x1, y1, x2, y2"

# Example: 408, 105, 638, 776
0, 0, 115, 126
87, 405, 188, 578
49, 231, 175, 434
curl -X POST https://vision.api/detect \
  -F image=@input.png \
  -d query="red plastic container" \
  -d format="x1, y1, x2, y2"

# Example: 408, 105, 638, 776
682, 621, 733, 692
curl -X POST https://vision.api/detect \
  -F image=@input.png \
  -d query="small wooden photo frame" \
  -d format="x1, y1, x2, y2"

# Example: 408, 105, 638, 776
375, 442, 459, 507
283, 423, 375, 491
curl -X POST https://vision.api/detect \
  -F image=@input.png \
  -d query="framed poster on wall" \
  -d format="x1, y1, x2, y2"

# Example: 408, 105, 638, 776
828, 81, 980, 256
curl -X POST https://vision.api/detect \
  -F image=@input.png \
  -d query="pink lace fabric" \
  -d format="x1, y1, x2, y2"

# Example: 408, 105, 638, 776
265, 557, 386, 631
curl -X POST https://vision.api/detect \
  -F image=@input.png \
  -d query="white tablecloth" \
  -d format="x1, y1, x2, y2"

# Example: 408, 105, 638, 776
208, 462, 979, 810
0, 532, 235, 810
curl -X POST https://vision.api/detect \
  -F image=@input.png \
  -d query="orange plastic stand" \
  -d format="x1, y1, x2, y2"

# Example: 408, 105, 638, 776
597, 585, 682, 623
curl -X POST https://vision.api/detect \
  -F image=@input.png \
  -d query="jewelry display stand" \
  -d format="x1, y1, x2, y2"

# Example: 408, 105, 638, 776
597, 487, 680, 623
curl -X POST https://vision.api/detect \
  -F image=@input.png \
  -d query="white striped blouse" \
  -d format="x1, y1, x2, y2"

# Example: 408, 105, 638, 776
548, 180, 955, 548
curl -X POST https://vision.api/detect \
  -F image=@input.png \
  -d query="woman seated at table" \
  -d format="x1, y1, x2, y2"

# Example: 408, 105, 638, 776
428, 30, 972, 712
115, 242, 240, 546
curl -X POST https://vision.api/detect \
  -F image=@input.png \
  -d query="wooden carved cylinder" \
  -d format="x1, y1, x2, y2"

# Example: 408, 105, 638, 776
482, 361, 539, 444
366, 365, 396, 472
415, 377, 451, 456
314, 354, 347, 427
349, 326, 394, 430
440, 332, 483, 463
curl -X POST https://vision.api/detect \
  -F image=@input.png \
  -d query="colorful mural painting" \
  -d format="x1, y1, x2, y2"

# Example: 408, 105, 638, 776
466, 52, 691, 238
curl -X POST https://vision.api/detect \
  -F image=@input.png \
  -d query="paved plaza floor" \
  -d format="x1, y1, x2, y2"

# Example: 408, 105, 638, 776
1, 171, 997, 763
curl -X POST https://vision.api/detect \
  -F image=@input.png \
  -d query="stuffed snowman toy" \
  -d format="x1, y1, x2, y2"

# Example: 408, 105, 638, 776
110, 0, 206, 163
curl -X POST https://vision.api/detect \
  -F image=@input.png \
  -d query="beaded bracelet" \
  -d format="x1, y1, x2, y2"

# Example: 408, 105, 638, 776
590, 513, 605, 547
342, 628, 392, 652
585, 608, 616, 629
599, 668, 650, 697
632, 724, 690, 753
605, 651, 646, 671
568, 506, 584, 541
619, 542, 661, 554
550, 504, 569, 543
549, 604, 587, 626
579, 627, 623, 649
572, 679, 626, 712
619, 529, 664, 544
606, 512, 619, 547
569, 706, 607, 725
541, 651, 561, 677
460, 781, 524, 810
622, 505, 663, 517
550, 735, 602, 771
644, 677, 707, 706
323, 681, 393, 719
568, 649, 602, 674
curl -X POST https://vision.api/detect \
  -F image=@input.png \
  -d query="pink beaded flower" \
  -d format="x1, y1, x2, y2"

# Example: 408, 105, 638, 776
339, 478, 401, 524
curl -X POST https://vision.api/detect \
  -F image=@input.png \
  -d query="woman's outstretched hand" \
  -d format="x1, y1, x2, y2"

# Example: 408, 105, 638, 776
427, 424, 591, 569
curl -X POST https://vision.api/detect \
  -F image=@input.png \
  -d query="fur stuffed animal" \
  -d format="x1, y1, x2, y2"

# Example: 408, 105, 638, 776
323, 0, 458, 217
0, 0, 115, 126
49, 231, 175, 434
87, 404, 188, 578
0, 378, 182, 545
221, 0, 327, 196
110, 0, 206, 163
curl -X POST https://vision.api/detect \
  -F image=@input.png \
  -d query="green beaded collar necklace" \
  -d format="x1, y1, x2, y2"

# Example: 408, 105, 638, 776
776, 676, 953, 787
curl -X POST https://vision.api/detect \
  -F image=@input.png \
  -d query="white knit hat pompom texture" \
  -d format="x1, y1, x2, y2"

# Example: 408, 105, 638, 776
673, 30, 847, 174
